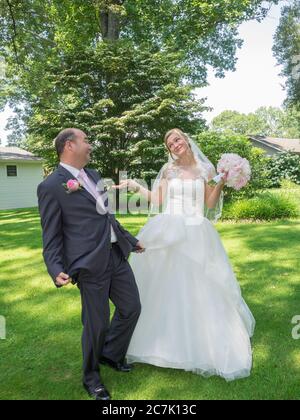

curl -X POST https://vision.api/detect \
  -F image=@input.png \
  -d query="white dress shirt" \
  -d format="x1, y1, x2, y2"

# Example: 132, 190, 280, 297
60, 162, 118, 243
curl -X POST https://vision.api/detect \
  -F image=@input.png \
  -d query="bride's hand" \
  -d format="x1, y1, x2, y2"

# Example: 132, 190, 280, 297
219, 171, 229, 185
112, 179, 140, 192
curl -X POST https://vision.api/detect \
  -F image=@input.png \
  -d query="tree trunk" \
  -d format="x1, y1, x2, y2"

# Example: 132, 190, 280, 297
100, 11, 109, 39
107, 10, 120, 40
98, 1, 123, 41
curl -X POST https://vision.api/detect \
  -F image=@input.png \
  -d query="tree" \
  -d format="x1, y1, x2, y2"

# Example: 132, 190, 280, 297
0, 0, 279, 178
0, 1, 279, 82
211, 110, 265, 135
279, 106, 300, 138
254, 106, 286, 137
24, 43, 207, 181
211, 107, 300, 138
273, 0, 300, 109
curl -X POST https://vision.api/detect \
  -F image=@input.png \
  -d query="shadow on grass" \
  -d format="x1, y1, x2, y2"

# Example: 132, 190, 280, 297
0, 207, 39, 220
1, 208, 300, 399
0, 208, 42, 251
217, 218, 300, 399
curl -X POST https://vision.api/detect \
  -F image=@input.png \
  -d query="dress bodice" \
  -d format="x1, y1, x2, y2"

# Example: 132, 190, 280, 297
164, 178, 205, 218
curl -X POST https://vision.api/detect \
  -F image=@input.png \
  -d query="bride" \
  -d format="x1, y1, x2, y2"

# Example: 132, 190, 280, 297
113, 128, 255, 381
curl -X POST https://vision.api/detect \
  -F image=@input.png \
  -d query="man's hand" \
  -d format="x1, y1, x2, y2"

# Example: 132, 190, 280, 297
55, 272, 72, 287
134, 241, 146, 253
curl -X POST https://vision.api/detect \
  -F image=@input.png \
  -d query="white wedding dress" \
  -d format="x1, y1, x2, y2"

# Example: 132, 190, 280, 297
126, 175, 255, 381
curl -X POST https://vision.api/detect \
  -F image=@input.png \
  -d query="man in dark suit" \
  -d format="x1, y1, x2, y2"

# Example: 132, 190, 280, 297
37, 128, 145, 400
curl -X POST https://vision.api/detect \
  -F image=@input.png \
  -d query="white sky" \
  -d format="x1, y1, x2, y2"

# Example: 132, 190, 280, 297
197, 2, 288, 122
0, 2, 289, 145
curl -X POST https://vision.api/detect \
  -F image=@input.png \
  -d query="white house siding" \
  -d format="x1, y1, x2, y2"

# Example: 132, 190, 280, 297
0, 161, 44, 210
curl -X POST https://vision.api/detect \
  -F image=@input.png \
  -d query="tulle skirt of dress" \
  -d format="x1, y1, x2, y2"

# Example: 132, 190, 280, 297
126, 214, 255, 381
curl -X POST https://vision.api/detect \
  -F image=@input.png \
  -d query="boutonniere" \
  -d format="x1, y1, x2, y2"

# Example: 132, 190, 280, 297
62, 179, 83, 194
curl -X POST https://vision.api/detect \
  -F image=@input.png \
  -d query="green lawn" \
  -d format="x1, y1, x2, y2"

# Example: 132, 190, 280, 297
0, 208, 300, 400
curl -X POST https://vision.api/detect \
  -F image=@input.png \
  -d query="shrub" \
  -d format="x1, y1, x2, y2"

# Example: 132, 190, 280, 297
222, 191, 299, 221
266, 152, 300, 187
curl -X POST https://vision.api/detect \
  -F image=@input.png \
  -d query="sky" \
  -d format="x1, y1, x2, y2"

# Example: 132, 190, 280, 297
198, 2, 288, 123
0, 2, 289, 145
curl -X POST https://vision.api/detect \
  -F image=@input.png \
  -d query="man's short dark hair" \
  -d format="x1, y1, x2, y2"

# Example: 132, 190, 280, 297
54, 128, 78, 157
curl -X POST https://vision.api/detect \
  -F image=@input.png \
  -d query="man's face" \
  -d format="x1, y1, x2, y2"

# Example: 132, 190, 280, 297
71, 131, 93, 164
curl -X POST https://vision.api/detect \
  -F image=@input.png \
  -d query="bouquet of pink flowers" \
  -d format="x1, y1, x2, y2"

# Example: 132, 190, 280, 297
213, 153, 251, 190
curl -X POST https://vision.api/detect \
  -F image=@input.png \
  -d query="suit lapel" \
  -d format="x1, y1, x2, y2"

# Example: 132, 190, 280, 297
85, 168, 109, 209
85, 168, 99, 184
57, 164, 97, 206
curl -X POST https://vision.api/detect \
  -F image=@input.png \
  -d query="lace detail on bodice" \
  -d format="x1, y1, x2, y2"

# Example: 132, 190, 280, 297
163, 162, 207, 182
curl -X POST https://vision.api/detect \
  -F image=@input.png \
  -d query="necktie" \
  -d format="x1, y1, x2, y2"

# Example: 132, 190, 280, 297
78, 169, 117, 242
78, 169, 100, 201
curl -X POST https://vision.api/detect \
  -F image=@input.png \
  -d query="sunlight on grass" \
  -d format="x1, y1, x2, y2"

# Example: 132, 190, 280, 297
1, 207, 300, 400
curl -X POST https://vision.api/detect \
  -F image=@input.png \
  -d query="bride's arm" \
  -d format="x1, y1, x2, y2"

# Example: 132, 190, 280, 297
112, 178, 168, 206
205, 178, 226, 209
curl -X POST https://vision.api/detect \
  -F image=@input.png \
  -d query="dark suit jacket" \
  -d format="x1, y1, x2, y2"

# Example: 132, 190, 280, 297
37, 164, 139, 287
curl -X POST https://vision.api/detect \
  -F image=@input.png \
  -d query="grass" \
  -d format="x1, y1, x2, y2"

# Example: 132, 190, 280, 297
0, 207, 300, 400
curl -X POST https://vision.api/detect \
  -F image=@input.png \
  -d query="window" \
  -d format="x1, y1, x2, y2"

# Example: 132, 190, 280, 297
7, 165, 17, 177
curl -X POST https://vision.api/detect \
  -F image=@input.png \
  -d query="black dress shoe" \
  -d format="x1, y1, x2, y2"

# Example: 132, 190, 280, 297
83, 383, 111, 400
100, 356, 134, 372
